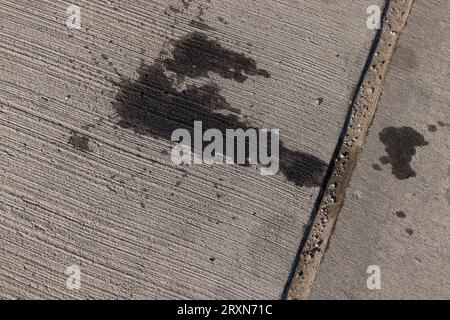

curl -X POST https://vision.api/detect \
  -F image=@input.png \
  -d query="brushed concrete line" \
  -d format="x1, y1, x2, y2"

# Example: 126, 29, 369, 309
286, 0, 415, 300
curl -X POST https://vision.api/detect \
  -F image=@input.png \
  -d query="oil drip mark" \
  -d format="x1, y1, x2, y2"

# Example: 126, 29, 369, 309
112, 30, 327, 188
379, 126, 428, 180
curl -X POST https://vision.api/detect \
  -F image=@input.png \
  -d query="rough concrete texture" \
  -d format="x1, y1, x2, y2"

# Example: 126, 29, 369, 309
0, 0, 382, 299
288, 0, 415, 299
311, 0, 450, 299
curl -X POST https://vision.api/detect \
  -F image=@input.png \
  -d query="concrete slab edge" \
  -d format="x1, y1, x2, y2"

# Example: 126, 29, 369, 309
286, 0, 415, 300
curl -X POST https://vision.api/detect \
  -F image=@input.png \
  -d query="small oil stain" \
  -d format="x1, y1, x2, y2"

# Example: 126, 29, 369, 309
405, 228, 414, 236
112, 29, 327, 188
372, 163, 382, 171
379, 127, 428, 180
395, 211, 406, 218
68, 133, 90, 152
427, 124, 437, 132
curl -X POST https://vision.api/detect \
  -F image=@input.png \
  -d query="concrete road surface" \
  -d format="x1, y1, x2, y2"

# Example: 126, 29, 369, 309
311, 0, 450, 299
0, 0, 447, 300
0, 0, 381, 299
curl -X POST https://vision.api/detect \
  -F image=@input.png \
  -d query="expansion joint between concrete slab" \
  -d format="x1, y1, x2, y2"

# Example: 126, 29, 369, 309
285, 0, 415, 300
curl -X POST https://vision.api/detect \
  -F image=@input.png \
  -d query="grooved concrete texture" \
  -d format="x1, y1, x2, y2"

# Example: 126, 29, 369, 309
311, 0, 450, 300
0, 0, 383, 299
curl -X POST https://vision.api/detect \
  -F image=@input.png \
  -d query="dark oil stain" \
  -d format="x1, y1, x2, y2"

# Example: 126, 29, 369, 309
164, 32, 270, 83
189, 20, 215, 31
379, 127, 428, 180
113, 61, 243, 138
405, 228, 414, 236
279, 148, 328, 187
112, 30, 327, 188
395, 211, 406, 218
68, 133, 90, 152
427, 124, 437, 132
437, 121, 446, 127
372, 163, 382, 171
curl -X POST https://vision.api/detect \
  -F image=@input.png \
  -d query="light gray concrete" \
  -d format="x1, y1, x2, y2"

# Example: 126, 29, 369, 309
288, 0, 414, 299
311, 0, 450, 299
0, 0, 381, 298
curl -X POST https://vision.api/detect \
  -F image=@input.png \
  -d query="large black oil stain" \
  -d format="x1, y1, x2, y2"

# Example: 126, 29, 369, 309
112, 31, 327, 188
379, 126, 428, 180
